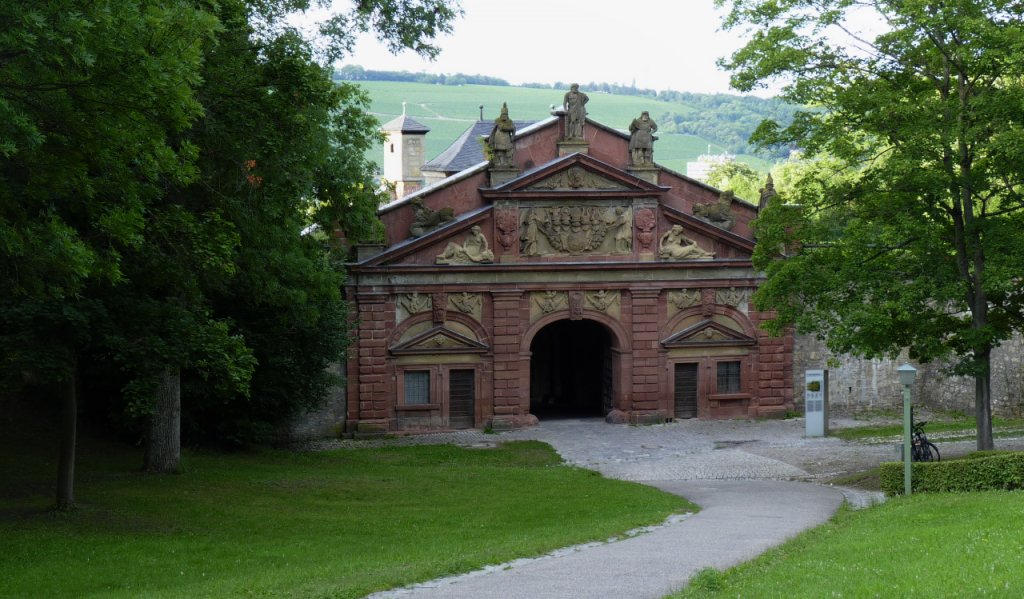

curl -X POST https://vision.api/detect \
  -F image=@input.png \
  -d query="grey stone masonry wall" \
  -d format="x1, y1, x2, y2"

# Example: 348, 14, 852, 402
794, 333, 1024, 417
277, 364, 347, 442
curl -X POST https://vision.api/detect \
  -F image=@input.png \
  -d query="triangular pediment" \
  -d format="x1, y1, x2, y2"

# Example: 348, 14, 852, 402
662, 205, 755, 257
360, 206, 493, 267
482, 153, 668, 197
390, 325, 489, 355
662, 320, 756, 348
525, 165, 630, 191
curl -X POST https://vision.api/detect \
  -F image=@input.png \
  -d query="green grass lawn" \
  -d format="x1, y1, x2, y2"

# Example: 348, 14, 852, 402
832, 415, 1024, 442
0, 419, 690, 599
670, 491, 1024, 597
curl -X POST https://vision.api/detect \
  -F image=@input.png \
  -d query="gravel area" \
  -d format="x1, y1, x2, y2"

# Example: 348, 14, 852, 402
336, 417, 1024, 597
297, 417, 1024, 507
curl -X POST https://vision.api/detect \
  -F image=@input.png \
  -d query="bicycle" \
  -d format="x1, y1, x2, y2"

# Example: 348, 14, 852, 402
911, 420, 941, 462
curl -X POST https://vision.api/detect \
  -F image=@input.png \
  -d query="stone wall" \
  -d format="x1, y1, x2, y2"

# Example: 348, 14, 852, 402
276, 364, 347, 442
794, 333, 1024, 417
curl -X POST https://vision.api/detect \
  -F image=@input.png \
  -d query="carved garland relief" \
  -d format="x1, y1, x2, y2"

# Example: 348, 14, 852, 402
585, 290, 619, 312
530, 290, 622, 322
448, 292, 482, 322
716, 286, 749, 308
397, 292, 431, 323
533, 291, 567, 315
398, 292, 486, 325
668, 289, 701, 310
666, 287, 752, 317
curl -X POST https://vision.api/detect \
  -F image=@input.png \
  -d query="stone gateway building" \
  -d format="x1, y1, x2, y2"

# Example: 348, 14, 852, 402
345, 98, 795, 434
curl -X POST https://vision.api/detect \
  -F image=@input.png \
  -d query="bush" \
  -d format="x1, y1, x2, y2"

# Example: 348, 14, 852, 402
880, 451, 1024, 495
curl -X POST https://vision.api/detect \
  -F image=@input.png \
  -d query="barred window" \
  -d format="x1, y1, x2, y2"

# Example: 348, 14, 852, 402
404, 371, 430, 405
716, 361, 742, 394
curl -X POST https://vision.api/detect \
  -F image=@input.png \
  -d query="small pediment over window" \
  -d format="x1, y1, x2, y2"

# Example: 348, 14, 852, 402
662, 320, 756, 348
390, 326, 489, 355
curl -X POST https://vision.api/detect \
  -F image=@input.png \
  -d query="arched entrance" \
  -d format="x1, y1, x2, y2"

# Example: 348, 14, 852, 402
529, 319, 614, 418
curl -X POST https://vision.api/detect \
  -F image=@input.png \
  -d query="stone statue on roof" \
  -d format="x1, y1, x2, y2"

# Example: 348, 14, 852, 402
488, 103, 516, 169
659, 225, 714, 260
436, 226, 495, 264
629, 111, 658, 166
562, 83, 589, 140
409, 198, 455, 238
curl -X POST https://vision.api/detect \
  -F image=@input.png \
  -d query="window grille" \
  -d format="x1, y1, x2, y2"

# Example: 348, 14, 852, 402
716, 361, 742, 394
404, 371, 430, 405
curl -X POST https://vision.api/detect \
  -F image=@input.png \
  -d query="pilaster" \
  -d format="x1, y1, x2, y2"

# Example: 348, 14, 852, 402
352, 292, 394, 433
627, 289, 666, 422
490, 290, 527, 428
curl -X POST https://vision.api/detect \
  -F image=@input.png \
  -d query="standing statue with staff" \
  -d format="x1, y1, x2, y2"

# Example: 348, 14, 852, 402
629, 111, 658, 166
562, 83, 589, 139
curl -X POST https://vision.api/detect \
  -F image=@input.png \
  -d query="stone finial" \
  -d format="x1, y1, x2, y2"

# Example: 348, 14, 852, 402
758, 174, 777, 212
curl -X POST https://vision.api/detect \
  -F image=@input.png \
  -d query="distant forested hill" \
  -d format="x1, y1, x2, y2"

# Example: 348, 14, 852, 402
650, 91, 797, 159
337, 66, 796, 172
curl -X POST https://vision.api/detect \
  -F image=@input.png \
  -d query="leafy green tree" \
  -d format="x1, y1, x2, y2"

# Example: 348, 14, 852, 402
720, 0, 1024, 449
0, 0, 217, 504
706, 161, 764, 203
2, 0, 462, 495
170, 3, 370, 446
120, 0, 458, 458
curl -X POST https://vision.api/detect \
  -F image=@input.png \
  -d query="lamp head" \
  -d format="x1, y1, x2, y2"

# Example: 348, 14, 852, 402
898, 364, 917, 387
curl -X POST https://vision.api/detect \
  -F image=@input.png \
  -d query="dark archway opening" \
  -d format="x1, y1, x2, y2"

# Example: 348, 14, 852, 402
529, 319, 613, 419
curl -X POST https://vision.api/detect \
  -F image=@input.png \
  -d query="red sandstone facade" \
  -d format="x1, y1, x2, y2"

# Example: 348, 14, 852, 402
345, 112, 794, 433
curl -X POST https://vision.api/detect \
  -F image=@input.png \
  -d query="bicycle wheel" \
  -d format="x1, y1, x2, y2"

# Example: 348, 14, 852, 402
925, 441, 940, 462
911, 442, 926, 462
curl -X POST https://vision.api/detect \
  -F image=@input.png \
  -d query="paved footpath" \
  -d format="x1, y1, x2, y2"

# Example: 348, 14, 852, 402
365, 418, 859, 599
371, 479, 841, 599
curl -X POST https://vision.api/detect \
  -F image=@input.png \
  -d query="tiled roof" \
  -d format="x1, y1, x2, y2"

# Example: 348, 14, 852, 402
380, 115, 430, 133
423, 120, 535, 174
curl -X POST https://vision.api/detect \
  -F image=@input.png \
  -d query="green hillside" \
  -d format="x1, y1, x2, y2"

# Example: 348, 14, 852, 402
356, 81, 774, 175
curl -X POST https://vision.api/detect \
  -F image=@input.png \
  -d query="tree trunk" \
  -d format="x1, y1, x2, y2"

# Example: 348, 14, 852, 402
144, 368, 181, 473
56, 366, 77, 510
976, 348, 994, 451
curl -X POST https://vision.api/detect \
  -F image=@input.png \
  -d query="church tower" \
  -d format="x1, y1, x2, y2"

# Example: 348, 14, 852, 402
381, 104, 430, 200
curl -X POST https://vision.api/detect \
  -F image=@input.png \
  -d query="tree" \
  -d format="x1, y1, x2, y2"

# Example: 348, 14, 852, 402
127, 0, 460, 456
2, 0, 462, 497
169, 2, 371, 446
0, 0, 216, 505
706, 160, 764, 203
719, 0, 1024, 449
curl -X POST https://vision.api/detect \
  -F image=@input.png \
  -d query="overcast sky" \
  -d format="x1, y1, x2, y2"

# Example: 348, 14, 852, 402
304, 0, 756, 95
